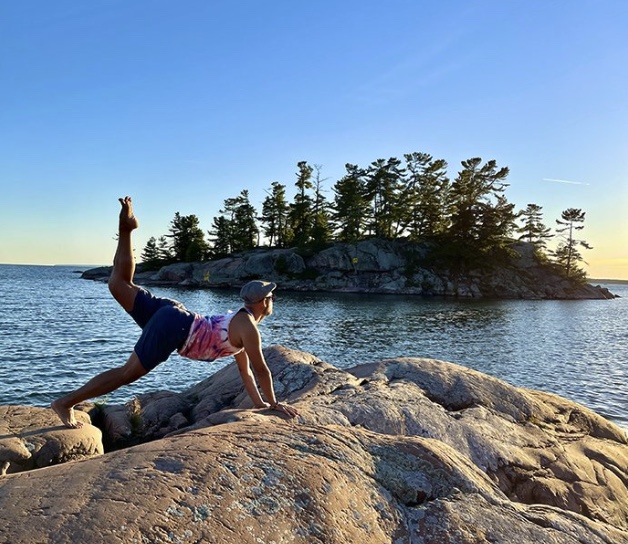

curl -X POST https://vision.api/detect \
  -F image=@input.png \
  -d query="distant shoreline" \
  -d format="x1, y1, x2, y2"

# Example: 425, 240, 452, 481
1, 262, 627, 286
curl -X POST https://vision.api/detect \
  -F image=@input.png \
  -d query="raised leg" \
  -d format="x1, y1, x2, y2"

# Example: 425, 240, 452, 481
52, 197, 147, 428
51, 352, 148, 428
108, 196, 141, 312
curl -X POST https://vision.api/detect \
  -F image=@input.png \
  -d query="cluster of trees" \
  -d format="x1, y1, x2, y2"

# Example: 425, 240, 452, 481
141, 154, 592, 279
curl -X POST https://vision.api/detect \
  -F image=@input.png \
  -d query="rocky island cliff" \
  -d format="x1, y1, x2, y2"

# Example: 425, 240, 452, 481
1, 347, 627, 543
82, 239, 615, 299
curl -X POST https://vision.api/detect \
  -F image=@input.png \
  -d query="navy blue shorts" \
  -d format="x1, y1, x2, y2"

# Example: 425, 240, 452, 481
128, 288, 195, 371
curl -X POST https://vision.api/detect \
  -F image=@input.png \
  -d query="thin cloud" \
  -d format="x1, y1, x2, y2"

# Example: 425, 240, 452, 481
543, 178, 590, 186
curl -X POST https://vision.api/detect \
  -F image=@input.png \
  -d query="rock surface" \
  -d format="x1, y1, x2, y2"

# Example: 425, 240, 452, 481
1, 347, 627, 543
0, 406, 103, 475
81, 240, 617, 299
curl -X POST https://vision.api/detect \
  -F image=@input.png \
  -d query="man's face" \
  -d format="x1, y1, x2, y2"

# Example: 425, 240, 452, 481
261, 294, 274, 318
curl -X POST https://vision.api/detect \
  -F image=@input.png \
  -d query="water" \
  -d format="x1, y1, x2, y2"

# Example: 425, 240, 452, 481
0, 264, 626, 431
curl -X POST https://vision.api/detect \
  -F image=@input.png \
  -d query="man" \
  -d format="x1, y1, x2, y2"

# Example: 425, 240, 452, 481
52, 196, 298, 428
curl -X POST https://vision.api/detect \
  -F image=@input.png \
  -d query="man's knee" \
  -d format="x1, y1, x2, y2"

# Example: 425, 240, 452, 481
108, 273, 122, 296
108, 276, 138, 312
120, 355, 149, 384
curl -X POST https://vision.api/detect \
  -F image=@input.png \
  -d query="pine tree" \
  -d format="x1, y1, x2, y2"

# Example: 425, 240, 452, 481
553, 208, 592, 279
210, 190, 259, 254
310, 164, 332, 248
332, 164, 369, 243
289, 161, 314, 247
140, 237, 160, 266
157, 236, 173, 262
232, 190, 259, 251
364, 157, 404, 239
475, 194, 519, 251
446, 158, 514, 268
401, 152, 450, 239
261, 182, 290, 247
518, 203, 553, 250
208, 216, 232, 256
168, 212, 209, 262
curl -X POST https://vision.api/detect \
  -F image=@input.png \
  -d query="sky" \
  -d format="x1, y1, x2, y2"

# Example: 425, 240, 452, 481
1, 1, 627, 279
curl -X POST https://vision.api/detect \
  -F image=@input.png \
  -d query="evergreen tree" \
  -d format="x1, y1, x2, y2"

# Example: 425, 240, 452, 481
168, 212, 209, 262
140, 236, 160, 266
446, 158, 514, 267
401, 152, 449, 239
185, 238, 209, 262
332, 163, 369, 243
518, 203, 553, 250
261, 181, 290, 247
553, 208, 592, 279
141, 236, 174, 268
475, 194, 519, 251
156, 235, 173, 263
289, 161, 314, 247
364, 157, 404, 239
208, 215, 232, 256
210, 190, 259, 254
310, 164, 332, 248
230, 190, 259, 251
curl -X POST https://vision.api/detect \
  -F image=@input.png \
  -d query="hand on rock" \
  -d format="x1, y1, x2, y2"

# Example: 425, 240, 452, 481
271, 402, 299, 418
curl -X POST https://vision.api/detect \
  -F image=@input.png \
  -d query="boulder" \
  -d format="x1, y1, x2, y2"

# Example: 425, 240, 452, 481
0, 420, 625, 543
356, 239, 405, 271
172, 347, 628, 532
0, 406, 102, 475
241, 251, 276, 277
307, 243, 356, 271
201, 256, 243, 285
1, 347, 627, 543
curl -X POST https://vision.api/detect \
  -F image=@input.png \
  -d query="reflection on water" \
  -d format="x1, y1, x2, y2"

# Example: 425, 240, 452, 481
0, 265, 626, 431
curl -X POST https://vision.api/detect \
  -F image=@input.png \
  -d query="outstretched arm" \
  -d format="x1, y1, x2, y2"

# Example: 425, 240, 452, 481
233, 318, 298, 418
234, 350, 269, 409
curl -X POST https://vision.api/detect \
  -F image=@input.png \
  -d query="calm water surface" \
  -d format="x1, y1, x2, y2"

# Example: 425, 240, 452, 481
0, 264, 626, 431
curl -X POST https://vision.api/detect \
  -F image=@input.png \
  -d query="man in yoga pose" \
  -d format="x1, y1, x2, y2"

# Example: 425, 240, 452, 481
52, 196, 298, 428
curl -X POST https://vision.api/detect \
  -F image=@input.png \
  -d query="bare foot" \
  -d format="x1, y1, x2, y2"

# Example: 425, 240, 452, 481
118, 196, 139, 232
51, 400, 84, 429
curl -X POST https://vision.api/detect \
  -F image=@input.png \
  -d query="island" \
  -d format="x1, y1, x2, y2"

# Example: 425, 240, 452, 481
82, 240, 616, 299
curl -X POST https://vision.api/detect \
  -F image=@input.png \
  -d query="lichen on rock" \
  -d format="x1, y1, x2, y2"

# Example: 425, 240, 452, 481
0, 346, 627, 543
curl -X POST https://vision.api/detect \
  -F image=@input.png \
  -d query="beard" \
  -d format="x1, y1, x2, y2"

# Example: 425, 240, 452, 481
260, 305, 273, 320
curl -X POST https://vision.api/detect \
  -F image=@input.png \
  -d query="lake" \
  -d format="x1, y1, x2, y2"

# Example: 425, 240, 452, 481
0, 264, 626, 431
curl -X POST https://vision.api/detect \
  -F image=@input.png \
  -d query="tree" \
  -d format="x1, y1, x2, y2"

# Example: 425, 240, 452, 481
445, 158, 515, 268
289, 161, 314, 247
518, 203, 553, 250
475, 194, 519, 252
332, 164, 369, 243
156, 236, 173, 262
208, 215, 232, 256
401, 152, 450, 239
141, 235, 174, 268
261, 182, 291, 247
168, 212, 209, 262
553, 208, 592, 279
364, 157, 404, 239
310, 164, 333, 248
209, 190, 259, 254
140, 237, 160, 267
229, 190, 259, 252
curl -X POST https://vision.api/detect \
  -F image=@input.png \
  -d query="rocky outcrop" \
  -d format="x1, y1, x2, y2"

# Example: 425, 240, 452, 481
82, 240, 616, 299
0, 406, 102, 475
1, 347, 627, 543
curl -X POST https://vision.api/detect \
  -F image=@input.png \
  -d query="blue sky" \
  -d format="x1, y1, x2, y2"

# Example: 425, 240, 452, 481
1, 0, 627, 279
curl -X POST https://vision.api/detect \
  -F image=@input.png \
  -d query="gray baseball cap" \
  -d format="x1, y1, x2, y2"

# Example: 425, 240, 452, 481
240, 280, 277, 304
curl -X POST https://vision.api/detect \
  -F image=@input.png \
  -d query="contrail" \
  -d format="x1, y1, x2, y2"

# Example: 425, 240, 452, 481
543, 178, 590, 186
